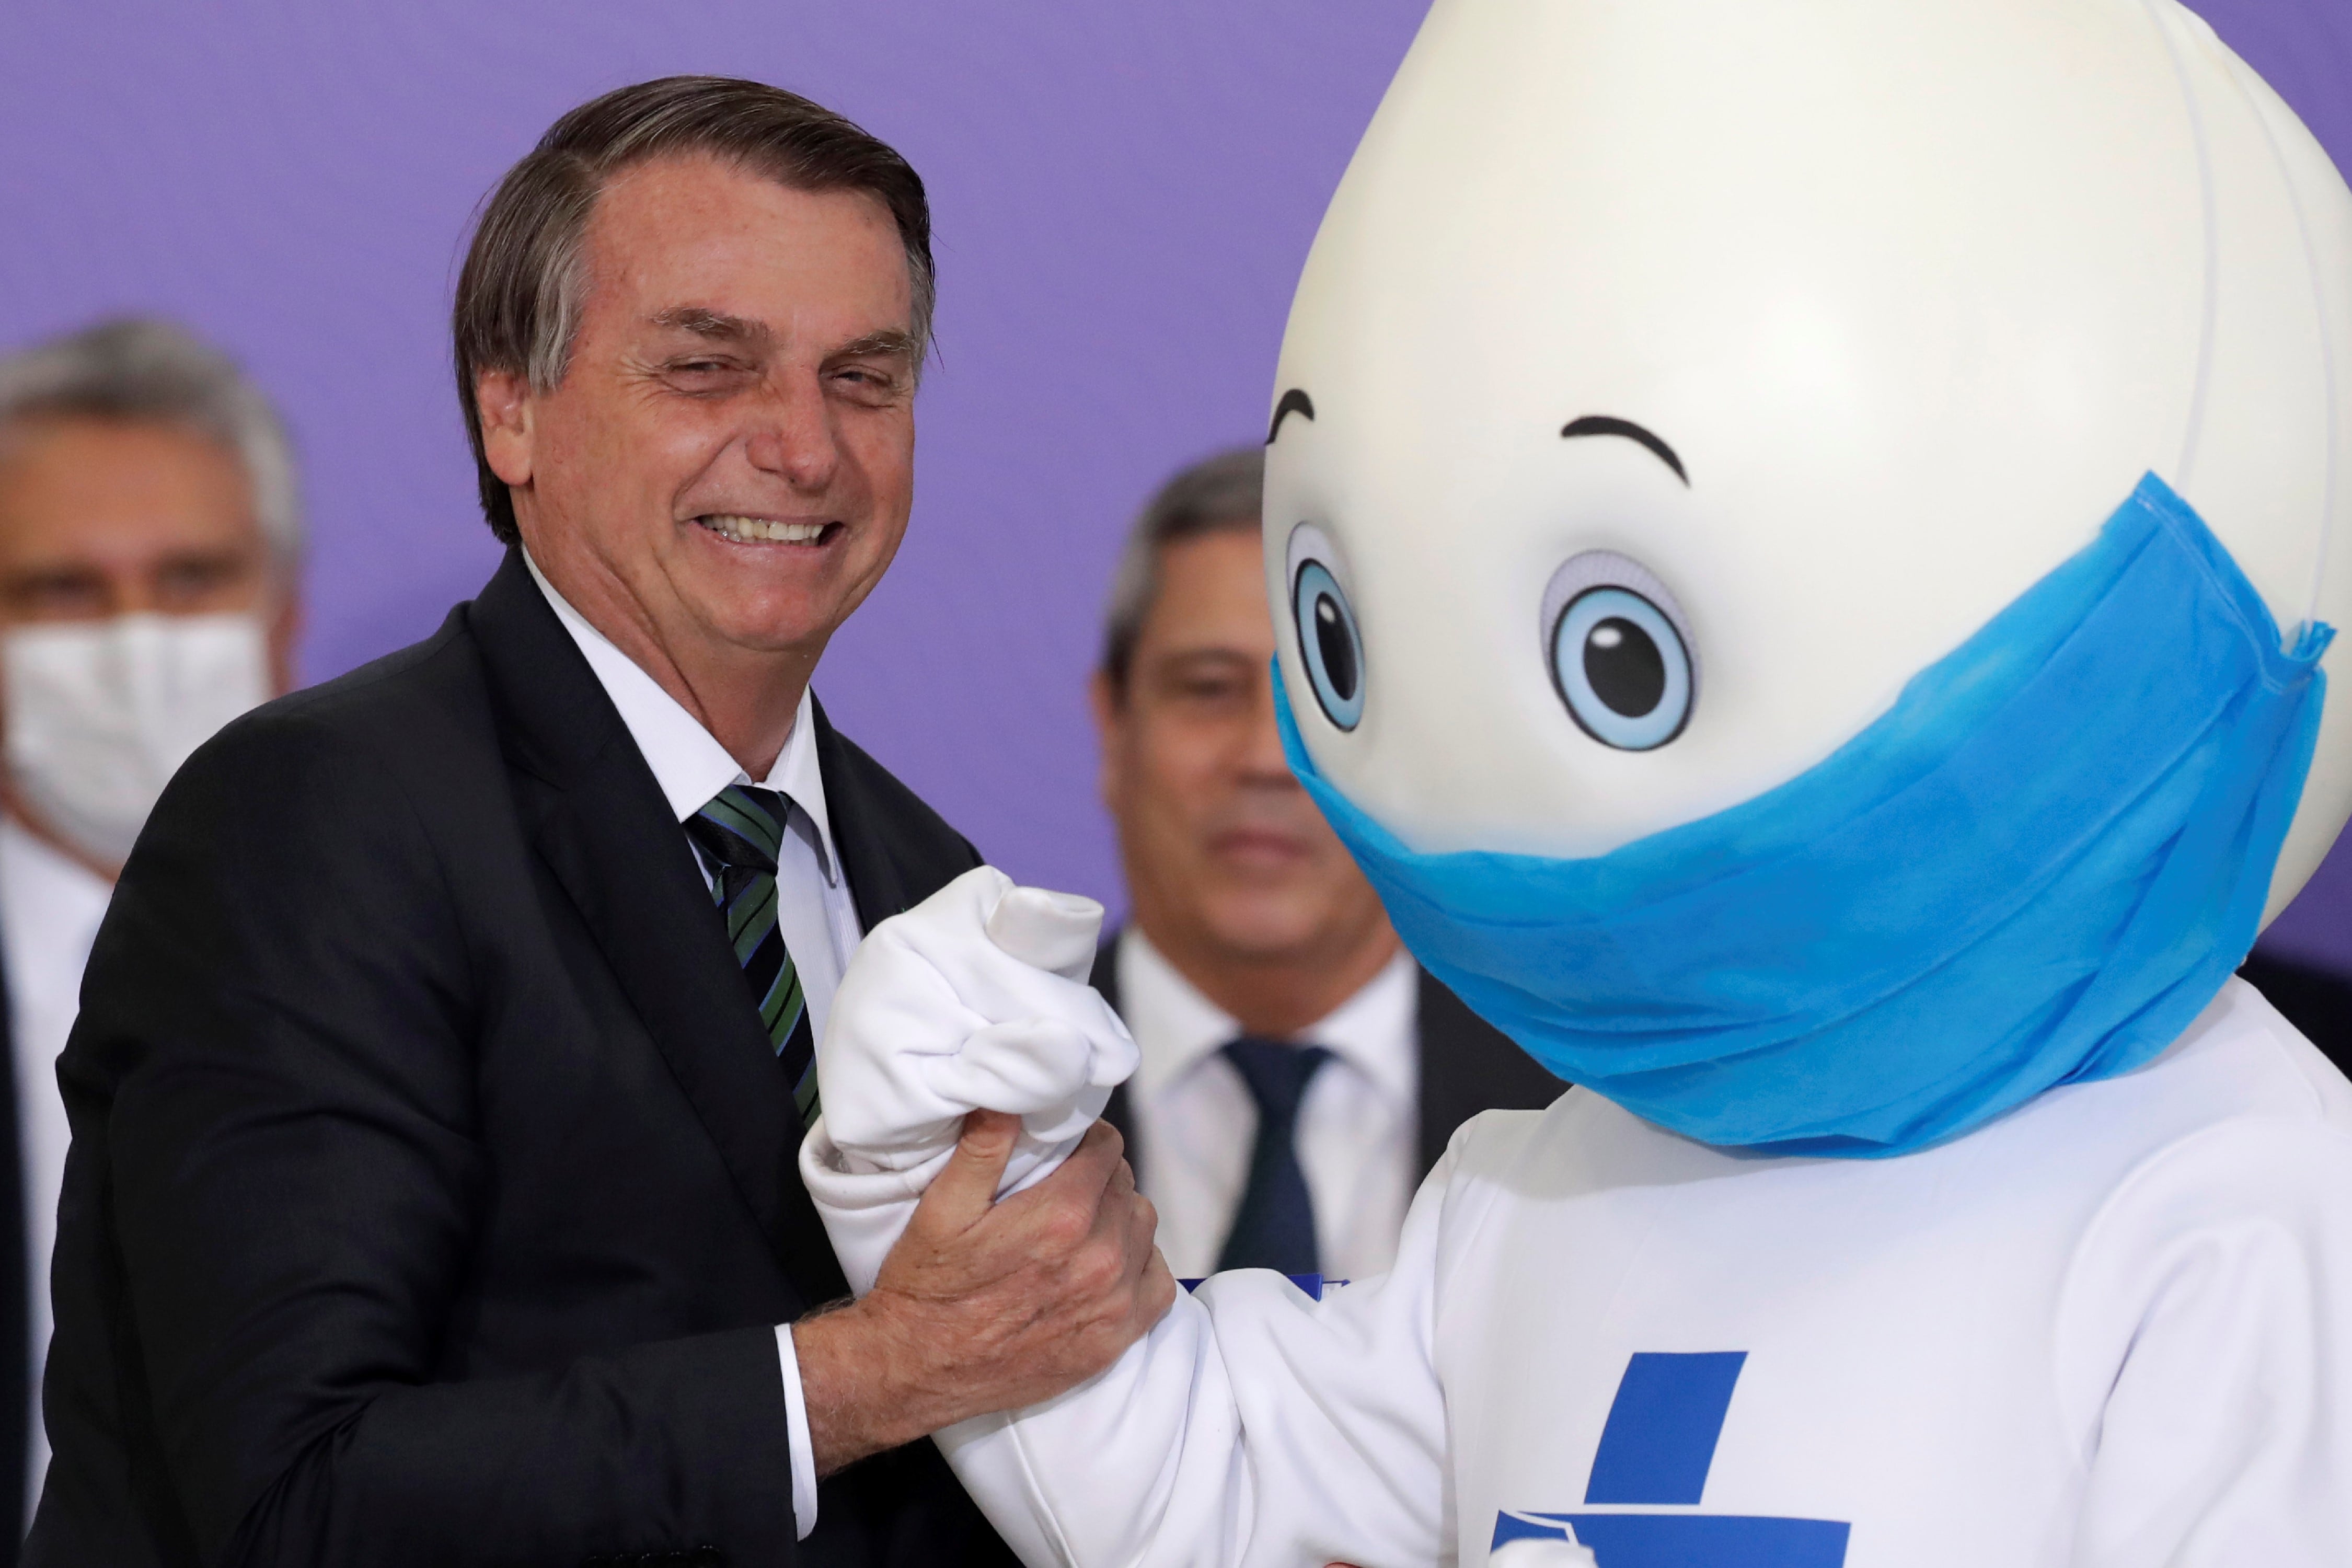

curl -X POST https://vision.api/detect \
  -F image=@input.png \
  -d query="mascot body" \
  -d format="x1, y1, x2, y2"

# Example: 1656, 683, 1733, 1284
806, 2, 2352, 1562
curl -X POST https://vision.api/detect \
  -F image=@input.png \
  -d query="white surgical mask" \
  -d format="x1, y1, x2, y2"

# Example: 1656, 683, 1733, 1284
2, 612, 271, 871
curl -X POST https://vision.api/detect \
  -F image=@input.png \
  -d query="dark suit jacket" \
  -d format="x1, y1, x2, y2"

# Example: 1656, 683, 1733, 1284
26, 551, 1019, 1568
2239, 950, 2352, 1079
0, 936, 23, 1564
1089, 931, 1563, 1191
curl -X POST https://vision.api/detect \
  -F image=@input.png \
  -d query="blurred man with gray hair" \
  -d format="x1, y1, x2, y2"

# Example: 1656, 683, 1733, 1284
0, 317, 303, 1544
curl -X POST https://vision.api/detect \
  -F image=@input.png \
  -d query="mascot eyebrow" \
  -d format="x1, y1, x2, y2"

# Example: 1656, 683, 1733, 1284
1267, 388, 1316, 444
1562, 414, 1690, 486
1266, 393, 1688, 492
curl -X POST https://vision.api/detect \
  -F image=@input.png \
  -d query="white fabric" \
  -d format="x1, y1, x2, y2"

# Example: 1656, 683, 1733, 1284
1114, 930, 1419, 1278
814, 868, 1130, 1199
775, 1318, 814, 1533
0, 815, 112, 1528
801, 870, 1140, 1296
812, 947, 2352, 1566
526, 554, 858, 1542
2, 612, 270, 869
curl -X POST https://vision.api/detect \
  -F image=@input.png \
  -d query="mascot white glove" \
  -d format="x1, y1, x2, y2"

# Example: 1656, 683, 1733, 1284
801, 865, 1138, 1294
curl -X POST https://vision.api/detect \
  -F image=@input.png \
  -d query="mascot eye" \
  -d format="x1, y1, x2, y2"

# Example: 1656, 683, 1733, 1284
1293, 560, 1366, 731
1541, 551, 1697, 751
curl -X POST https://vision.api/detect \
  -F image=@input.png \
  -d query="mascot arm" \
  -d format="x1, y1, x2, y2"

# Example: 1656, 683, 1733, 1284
2060, 1118, 2352, 1564
932, 1146, 1456, 1568
802, 868, 1452, 1567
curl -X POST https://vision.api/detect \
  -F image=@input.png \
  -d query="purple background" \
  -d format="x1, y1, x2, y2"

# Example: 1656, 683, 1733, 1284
2, 0, 2349, 967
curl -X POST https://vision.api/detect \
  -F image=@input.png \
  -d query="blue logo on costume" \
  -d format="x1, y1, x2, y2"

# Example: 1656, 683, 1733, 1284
1493, 1353, 1850, 1566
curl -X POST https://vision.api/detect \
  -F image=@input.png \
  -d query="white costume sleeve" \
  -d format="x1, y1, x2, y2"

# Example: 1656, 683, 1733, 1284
2059, 1117, 2352, 1565
930, 1150, 1458, 1568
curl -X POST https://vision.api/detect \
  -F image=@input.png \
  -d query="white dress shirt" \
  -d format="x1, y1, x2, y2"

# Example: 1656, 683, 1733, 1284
0, 814, 112, 1527
527, 555, 848, 1540
1115, 929, 1419, 1280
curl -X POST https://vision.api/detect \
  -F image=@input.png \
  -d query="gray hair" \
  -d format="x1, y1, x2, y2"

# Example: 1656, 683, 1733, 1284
1100, 446, 1266, 693
0, 317, 303, 561
453, 76, 937, 546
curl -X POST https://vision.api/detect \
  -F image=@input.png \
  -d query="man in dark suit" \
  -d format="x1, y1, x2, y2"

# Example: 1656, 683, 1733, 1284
1086, 449, 1560, 1283
27, 78, 1168, 1567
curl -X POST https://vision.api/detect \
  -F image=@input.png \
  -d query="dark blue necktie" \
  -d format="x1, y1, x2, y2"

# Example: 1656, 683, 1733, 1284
1215, 1036, 1334, 1275
685, 783, 820, 1128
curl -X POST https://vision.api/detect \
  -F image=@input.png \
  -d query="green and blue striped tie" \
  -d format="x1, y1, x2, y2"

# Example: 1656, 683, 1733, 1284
686, 783, 820, 1128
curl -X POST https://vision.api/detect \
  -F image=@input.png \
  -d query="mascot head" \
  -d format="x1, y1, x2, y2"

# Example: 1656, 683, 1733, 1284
1266, 0, 2352, 1154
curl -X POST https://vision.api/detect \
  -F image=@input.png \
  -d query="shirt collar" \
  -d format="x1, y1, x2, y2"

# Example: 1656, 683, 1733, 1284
1294, 946, 1419, 1109
1120, 927, 1420, 1110
524, 550, 838, 883
1120, 927, 1241, 1103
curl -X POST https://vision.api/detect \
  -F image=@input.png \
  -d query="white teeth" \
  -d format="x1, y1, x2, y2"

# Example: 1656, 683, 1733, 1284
700, 514, 828, 544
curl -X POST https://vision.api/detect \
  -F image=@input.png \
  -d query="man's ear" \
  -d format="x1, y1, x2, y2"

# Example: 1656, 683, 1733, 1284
1089, 667, 1128, 812
475, 369, 536, 487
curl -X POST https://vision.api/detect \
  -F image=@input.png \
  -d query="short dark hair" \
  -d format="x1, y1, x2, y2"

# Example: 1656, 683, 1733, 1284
452, 76, 935, 545
1100, 447, 1265, 696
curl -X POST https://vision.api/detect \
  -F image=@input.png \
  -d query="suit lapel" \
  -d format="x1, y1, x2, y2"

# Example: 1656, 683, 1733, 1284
1413, 970, 1448, 1180
810, 696, 912, 935
1088, 935, 1139, 1175
1088, 937, 1122, 1013
469, 551, 848, 1308
1414, 965, 1569, 1177
0, 912, 25, 1544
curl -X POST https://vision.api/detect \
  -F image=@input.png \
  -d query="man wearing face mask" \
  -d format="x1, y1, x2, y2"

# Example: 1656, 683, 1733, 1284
0, 316, 301, 1546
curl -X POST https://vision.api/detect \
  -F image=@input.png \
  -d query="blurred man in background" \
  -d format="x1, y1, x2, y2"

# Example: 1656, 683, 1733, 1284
1090, 447, 1561, 1282
0, 318, 302, 1546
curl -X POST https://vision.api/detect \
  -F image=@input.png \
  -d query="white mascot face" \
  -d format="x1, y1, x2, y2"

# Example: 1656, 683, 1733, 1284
1269, 0, 2352, 923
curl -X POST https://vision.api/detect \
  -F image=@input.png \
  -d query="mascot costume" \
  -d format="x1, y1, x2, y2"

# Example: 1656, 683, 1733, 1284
805, 0, 2352, 1562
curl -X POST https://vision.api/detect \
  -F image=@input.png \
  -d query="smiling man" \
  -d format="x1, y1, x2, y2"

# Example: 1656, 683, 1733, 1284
26, 78, 1168, 1568
1088, 449, 1559, 1282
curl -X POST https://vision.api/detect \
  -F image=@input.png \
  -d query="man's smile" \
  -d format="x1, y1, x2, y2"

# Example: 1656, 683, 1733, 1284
694, 512, 841, 546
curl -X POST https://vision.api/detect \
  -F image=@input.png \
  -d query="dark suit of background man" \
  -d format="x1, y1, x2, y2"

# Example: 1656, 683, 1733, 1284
1087, 449, 1562, 1283
28, 77, 1168, 1568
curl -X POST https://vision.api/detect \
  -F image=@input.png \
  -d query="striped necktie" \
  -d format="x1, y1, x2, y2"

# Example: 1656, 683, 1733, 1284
685, 783, 820, 1128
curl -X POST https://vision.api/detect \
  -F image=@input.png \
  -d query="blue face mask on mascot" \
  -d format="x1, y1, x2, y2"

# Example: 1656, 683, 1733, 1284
1277, 474, 2332, 1157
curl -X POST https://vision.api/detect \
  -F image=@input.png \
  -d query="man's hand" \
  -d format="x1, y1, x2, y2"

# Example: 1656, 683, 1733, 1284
794, 1109, 1176, 1475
